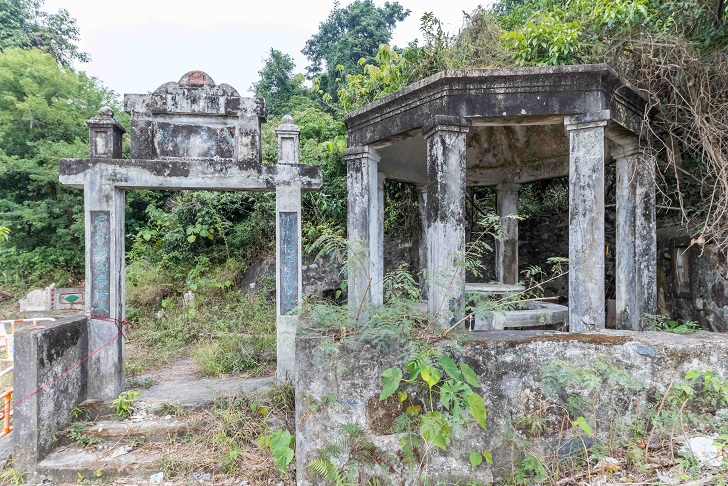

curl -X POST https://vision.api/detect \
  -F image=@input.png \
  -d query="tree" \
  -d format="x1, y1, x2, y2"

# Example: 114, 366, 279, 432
0, 48, 118, 284
252, 49, 305, 118
0, 0, 89, 65
302, 0, 409, 97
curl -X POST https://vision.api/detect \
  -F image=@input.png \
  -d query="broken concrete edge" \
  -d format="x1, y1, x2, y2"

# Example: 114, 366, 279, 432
344, 64, 648, 146
14, 315, 88, 473
295, 327, 728, 484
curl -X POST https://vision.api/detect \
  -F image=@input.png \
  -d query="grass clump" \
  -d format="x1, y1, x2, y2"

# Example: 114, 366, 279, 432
158, 383, 296, 484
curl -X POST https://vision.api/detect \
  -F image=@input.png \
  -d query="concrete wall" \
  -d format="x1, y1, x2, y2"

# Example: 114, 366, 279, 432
14, 316, 89, 471
296, 328, 728, 485
657, 228, 728, 331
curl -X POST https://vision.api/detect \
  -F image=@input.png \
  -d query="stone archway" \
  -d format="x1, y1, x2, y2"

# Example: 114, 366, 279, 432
59, 71, 322, 399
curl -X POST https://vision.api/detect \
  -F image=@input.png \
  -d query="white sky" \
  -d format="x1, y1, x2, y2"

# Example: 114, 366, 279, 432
42, 0, 490, 98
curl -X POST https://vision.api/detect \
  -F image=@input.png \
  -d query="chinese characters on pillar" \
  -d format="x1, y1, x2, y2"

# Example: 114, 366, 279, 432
90, 211, 111, 318
279, 212, 299, 315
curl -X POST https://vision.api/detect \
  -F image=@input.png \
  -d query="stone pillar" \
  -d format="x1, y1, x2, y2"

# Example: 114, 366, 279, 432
636, 150, 657, 325
614, 143, 657, 330
275, 116, 303, 381
84, 109, 126, 399
564, 111, 608, 332
614, 144, 638, 330
423, 115, 470, 327
496, 183, 521, 285
372, 172, 385, 305
416, 185, 428, 297
344, 146, 383, 313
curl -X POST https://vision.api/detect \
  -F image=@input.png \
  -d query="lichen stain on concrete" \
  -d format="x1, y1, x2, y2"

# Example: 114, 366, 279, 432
365, 396, 406, 435
39, 325, 84, 367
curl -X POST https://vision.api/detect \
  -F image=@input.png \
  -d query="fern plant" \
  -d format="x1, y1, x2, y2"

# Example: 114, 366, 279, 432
307, 423, 389, 485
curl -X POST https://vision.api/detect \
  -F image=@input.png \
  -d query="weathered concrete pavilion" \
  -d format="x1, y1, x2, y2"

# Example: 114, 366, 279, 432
344, 64, 655, 332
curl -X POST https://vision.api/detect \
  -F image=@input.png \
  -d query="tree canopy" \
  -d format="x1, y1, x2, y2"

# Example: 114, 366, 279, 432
0, 0, 89, 65
0, 48, 118, 283
302, 0, 409, 97
252, 49, 307, 118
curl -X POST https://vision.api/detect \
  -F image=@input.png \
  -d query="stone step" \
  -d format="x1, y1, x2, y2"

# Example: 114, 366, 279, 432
35, 447, 162, 484
83, 417, 190, 442
77, 397, 191, 421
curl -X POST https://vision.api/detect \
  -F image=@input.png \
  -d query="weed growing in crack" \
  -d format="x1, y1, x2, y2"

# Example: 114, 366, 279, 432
112, 391, 141, 420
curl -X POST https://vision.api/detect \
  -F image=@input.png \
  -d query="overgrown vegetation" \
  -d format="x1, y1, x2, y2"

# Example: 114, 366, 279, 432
158, 383, 296, 484
125, 275, 276, 377
505, 361, 728, 484
112, 390, 141, 420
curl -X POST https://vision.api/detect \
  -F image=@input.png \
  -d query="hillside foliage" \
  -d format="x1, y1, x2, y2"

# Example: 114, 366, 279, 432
0, 0, 725, 293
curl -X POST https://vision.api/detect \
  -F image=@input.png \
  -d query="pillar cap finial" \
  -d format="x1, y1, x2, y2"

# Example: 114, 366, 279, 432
610, 139, 640, 159
85, 106, 126, 133
422, 115, 470, 138
496, 182, 522, 191
276, 114, 299, 134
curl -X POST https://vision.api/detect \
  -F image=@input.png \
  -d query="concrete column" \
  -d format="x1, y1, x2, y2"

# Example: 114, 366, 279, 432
564, 111, 609, 332
84, 171, 125, 400
84, 108, 126, 400
614, 144, 657, 330
496, 183, 521, 285
614, 144, 638, 330
423, 115, 470, 327
275, 185, 302, 381
371, 172, 385, 305
275, 115, 303, 381
416, 185, 428, 298
344, 146, 383, 312
636, 151, 657, 325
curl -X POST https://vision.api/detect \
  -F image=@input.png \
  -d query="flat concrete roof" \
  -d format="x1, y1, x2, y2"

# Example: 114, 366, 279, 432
344, 64, 648, 186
